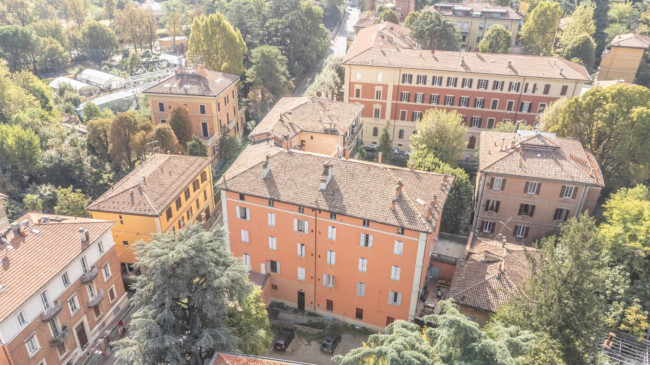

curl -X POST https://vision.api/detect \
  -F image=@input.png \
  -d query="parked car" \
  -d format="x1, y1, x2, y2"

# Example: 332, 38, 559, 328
320, 333, 342, 354
274, 328, 295, 351
403, 150, 410, 158
391, 147, 400, 154
364, 144, 378, 152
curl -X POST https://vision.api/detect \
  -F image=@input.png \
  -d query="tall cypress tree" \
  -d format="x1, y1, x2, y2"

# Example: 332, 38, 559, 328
593, 0, 610, 58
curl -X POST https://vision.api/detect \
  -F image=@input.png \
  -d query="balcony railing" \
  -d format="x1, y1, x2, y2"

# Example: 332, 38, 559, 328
49, 327, 69, 347
80, 266, 98, 283
87, 290, 104, 308
41, 300, 62, 322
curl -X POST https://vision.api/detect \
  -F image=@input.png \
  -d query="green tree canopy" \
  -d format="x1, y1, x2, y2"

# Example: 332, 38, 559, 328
188, 12, 247, 75
520, 1, 562, 55
541, 84, 650, 190
80, 20, 118, 64
409, 10, 459, 50
409, 150, 472, 234
37, 37, 70, 74
152, 124, 179, 153
410, 109, 466, 166
86, 117, 111, 161
375, 8, 398, 24
29, 19, 65, 45
187, 136, 208, 156
558, 33, 596, 69
559, 2, 596, 46
378, 122, 392, 163
226, 287, 273, 355
0, 25, 40, 72
478, 24, 512, 54
169, 106, 193, 147
217, 134, 240, 162
246, 45, 291, 101
0, 123, 41, 175
306, 55, 343, 100
113, 224, 270, 364
54, 186, 89, 217
108, 111, 148, 170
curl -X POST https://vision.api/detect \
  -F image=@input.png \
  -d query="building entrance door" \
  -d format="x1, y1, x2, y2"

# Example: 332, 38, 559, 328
297, 291, 305, 311
75, 323, 89, 349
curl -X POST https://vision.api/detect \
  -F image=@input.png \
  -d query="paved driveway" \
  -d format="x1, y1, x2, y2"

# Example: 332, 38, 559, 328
267, 333, 366, 364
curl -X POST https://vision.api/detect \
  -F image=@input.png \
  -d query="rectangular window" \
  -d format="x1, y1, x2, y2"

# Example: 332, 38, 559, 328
447, 77, 458, 87
542, 84, 551, 95
493, 80, 504, 91
199, 104, 206, 114
400, 92, 410, 102
186, 207, 193, 220
26, 335, 39, 356
294, 219, 308, 233
327, 226, 336, 240
399, 110, 407, 121
236, 206, 249, 220
373, 108, 380, 119
397, 227, 404, 235
560, 85, 568, 96
327, 250, 336, 265
554, 208, 570, 221
461, 78, 473, 88
324, 274, 335, 288
430, 94, 439, 105
297, 243, 305, 258
415, 93, 424, 103
412, 111, 423, 121
538, 103, 547, 114
102, 264, 111, 280
243, 253, 250, 268
474, 98, 484, 109
108, 286, 116, 302
416, 75, 427, 85
470, 116, 482, 128
166, 207, 173, 220
375, 89, 382, 100
201, 122, 209, 137
487, 118, 496, 129
297, 267, 306, 281
362, 219, 370, 227
459, 96, 469, 107
354, 88, 361, 98
477, 79, 488, 89
360, 233, 373, 247
401, 74, 413, 84
158, 102, 164, 112
490, 99, 499, 110
17, 311, 26, 326
204, 190, 208, 201
298, 206, 305, 214
357, 282, 366, 297
506, 100, 514, 111
175, 197, 182, 210
394, 241, 404, 255
267, 213, 276, 227
561, 185, 577, 199
444, 95, 454, 105
329, 212, 337, 219
390, 266, 401, 281
241, 229, 249, 243
514, 225, 529, 238
518, 204, 536, 217
68, 295, 79, 314
326, 299, 334, 311
41, 291, 50, 310
184, 188, 190, 201
525, 181, 541, 195
482, 221, 496, 233
356, 308, 364, 320
268, 236, 277, 250
432, 76, 443, 86
485, 199, 500, 212
524, 83, 537, 94
217, 102, 221, 112
358, 258, 368, 272
268, 260, 280, 273
509, 82, 521, 92
61, 272, 70, 287
388, 291, 402, 306
520, 101, 532, 113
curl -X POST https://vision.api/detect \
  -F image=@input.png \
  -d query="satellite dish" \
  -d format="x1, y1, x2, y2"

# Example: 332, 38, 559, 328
316, 91, 322, 97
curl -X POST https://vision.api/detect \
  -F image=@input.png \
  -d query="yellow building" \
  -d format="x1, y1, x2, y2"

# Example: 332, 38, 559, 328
87, 154, 215, 269
0, 193, 8, 230
599, 33, 650, 83
429, 2, 523, 51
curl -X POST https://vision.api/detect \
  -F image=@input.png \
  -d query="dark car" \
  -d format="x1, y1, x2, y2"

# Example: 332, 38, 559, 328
320, 333, 342, 354
274, 328, 295, 351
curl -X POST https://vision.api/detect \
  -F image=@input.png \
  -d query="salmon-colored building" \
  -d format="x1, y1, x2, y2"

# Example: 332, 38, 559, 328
472, 130, 605, 244
248, 97, 364, 157
342, 23, 590, 156
143, 64, 244, 158
0, 214, 127, 365
217, 143, 453, 330
599, 33, 650, 84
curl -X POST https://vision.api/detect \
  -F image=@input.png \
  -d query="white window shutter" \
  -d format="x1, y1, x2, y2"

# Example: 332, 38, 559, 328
236, 206, 240, 219
305, 221, 309, 232
245, 208, 250, 221
358, 258, 363, 271
277, 262, 281, 274
332, 251, 336, 265
268, 213, 272, 226
369, 235, 374, 247
323, 273, 327, 286
397, 293, 402, 306
261, 263, 266, 274
332, 227, 336, 240
360, 233, 364, 246
297, 243, 301, 256
388, 291, 393, 304
294, 219, 298, 231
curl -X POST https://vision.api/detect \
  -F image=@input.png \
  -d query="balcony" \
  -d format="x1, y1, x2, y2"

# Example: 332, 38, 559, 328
41, 300, 62, 322
87, 290, 104, 308
49, 326, 69, 347
80, 266, 98, 283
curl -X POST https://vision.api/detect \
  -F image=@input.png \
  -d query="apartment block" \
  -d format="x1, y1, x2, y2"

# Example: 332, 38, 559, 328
429, 2, 523, 50
0, 194, 8, 231
0, 214, 127, 365
143, 64, 244, 158
216, 143, 453, 330
87, 154, 214, 267
599, 33, 650, 84
472, 130, 604, 244
342, 23, 590, 155
248, 97, 364, 157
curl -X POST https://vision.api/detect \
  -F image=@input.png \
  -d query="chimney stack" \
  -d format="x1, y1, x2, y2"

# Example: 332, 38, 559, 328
283, 134, 290, 152
394, 179, 404, 200
378, 152, 383, 164
262, 154, 271, 179
10, 223, 20, 235
79, 228, 89, 243
319, 161, 334, 191
409, 161, 415, 171
130, 189, 134, 198
197, 64, 207, 78
344, 148, 350, 160
510, 139, 516, 149
391, 198, 397, 210
143, 176, 147, 185
500, 137, 505, 151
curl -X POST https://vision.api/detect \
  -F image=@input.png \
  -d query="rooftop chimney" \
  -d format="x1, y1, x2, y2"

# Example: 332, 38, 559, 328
143, 176, 147, 185
378, 152, 383, 164
10, 223, 20, 235
507, 60, 512, 67
559, 67, 563, 75
197, 64, 207, 78
391, 198, 397, 210
394, 179, 404, 201
267, 137, 274, 148
262, 154, 271, 179
344, 148, 350, 160
514, 120, 520, 133
319, 161, 334, 191
500, 137, 505, 151
79, 228, 89, 243
283, 134, 290, 152
510, 139, 516, 149
409, 161, 415, 171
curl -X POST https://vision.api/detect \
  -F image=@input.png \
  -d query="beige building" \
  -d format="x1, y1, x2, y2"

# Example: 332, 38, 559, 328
248, 97, 364, 157
599, 33, 650, 84
429, 2, 523, 50
0, 193, 8, 231
472, 130, 604, 245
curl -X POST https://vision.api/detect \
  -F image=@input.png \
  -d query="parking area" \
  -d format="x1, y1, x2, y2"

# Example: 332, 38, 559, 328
266, 332, 367, 364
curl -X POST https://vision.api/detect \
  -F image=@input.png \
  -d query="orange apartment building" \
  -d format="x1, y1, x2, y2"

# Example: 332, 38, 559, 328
87, 154, 215, 267
216, 142, 453, 330
248, 97, 365, 157
0, 214, 127, 365
342, 23, 591, 156
599, 33, 650, 84
472, 130, 605, 244
143, 64, 244, 158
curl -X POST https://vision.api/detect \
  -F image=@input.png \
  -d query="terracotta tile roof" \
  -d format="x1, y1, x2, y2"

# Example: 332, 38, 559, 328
0, 213, 114, 321
429, 2, 523, 20
249, 97, 364, 142
217, 144, 453, 233
248, 271, 269, 289
450, 237, 537, 312
609, 33, 650, 49
88, 154, 211, 216
211, 352, 315, 365
343, 22, 416, 63
479, 130, 605, 186
143, 67, 239, 97
353, 11, 377, 30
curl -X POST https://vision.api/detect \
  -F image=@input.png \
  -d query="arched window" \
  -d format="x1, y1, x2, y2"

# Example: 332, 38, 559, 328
372, 127, 379, 137
398, 129, 404, 139
467, 136, 477, 150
